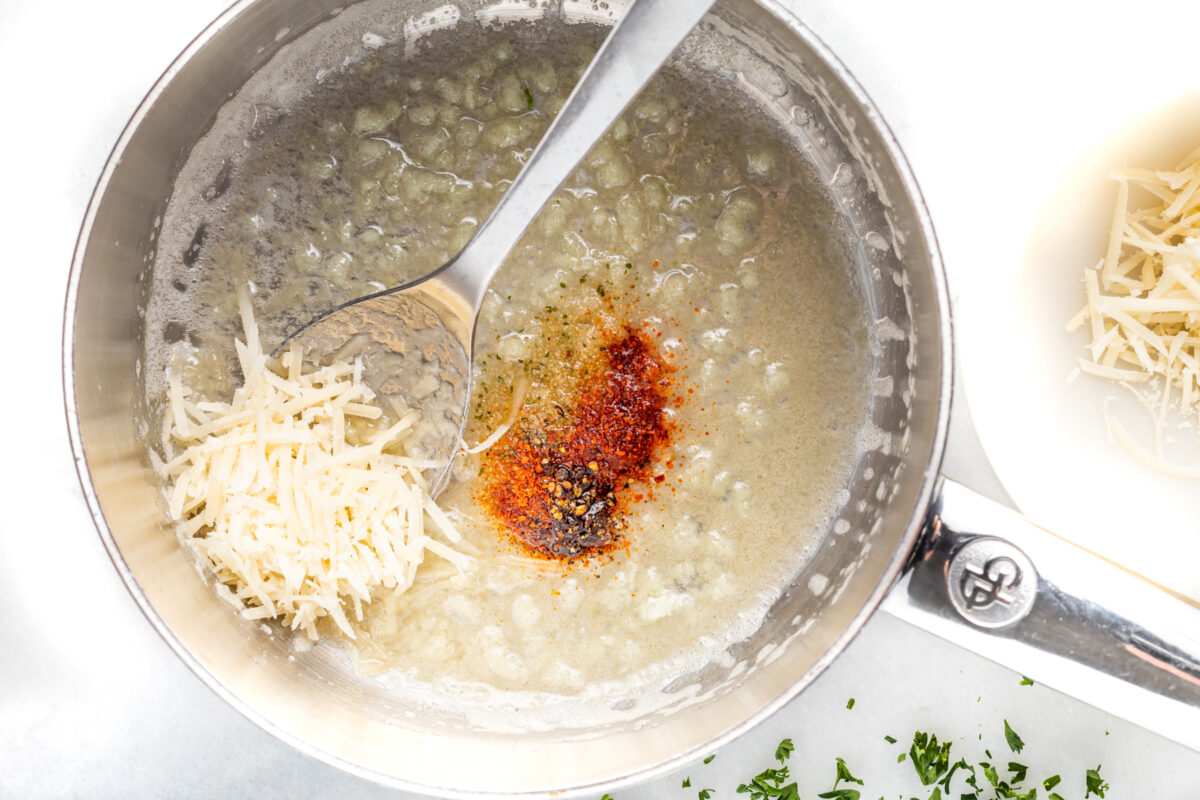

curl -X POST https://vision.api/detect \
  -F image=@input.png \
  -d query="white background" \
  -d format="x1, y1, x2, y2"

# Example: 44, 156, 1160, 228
2, 0, 1199, 797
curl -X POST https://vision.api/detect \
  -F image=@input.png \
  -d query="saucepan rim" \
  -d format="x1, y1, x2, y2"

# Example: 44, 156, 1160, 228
62, 0, 953, 794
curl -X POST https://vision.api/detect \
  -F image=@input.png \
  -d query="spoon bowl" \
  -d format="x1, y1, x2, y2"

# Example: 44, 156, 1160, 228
279, 282, 471, 485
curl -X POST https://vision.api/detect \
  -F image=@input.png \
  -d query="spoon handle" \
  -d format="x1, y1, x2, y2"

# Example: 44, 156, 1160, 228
436, 0, 716, 312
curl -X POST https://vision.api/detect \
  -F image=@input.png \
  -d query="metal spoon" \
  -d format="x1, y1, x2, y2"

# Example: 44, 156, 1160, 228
282, 0, 715, 491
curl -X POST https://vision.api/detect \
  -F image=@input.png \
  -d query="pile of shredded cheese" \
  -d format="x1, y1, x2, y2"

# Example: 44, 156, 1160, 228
1068, 145, 1200, 439
159, 290, 469, 641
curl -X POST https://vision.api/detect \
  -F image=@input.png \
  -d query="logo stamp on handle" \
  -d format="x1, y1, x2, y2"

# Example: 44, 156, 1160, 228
947, 539, 1038, 628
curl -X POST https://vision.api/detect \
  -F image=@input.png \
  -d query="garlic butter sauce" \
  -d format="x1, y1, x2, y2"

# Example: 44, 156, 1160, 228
142, 18, 871, 712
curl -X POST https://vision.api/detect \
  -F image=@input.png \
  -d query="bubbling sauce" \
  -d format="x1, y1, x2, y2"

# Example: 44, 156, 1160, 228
143, 16, 872, 703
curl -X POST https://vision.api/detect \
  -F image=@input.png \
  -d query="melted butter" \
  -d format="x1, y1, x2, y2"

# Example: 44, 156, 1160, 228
143, 19, 871, 706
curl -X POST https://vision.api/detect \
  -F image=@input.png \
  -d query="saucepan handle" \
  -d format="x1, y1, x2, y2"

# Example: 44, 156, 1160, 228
881, 477, 1200, 751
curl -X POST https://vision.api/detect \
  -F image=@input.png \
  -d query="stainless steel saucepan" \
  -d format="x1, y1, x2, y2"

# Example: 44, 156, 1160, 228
63, 0, 1200, 796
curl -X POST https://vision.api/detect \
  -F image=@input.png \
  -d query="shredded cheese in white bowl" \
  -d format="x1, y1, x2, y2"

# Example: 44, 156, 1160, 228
1067, 146, 1200, 468
160, 290, 469, 641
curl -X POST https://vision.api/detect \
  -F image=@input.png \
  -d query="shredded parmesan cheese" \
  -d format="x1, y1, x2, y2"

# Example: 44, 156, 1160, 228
1105, 402, 1200, 481
162, 289, 469, 641
1068, 147, 1200, 442
463, 373, 529, 455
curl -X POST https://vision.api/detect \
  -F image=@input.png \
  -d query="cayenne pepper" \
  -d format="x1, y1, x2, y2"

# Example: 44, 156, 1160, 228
479, 327, 674, 559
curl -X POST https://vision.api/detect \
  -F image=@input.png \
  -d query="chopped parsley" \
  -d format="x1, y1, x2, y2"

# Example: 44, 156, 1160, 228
815, 790, 859, 800
737, 738, 799, 800
834, 757, 863, 786
682, 778, 691, 788
1085, 765, 1109, 798
818, 756, 865, 798
1003, 720, 1026, 754
524, 87, 534, 109
980, 761, 1001, 791
702, 721, 1110, 800
703, 755, 716, 765
1019, 676, 1035, 686
909, 731, 953, 785
845, 697, 855, 710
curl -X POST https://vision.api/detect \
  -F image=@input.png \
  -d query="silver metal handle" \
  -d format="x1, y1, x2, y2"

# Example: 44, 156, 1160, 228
882, 477, 1200, 751
435, 0, 716, 311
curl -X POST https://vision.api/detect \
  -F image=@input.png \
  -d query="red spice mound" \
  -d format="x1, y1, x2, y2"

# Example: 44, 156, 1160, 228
479, 328, 674, 559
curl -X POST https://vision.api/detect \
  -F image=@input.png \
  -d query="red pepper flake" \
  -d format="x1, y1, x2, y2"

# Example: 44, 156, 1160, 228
479, 327, 674, 560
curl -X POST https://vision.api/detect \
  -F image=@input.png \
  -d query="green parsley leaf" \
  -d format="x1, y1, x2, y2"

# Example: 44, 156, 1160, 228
1085, 765, 1109, 798
737, 765, 792, 800
1048, 794, 1065, 800
835, 757, 865, 786
1019, 676, 1035, 686
908, 731, 953, 785
704, 755, 716, 765
1004, 720, 1026, 754
846, 697, 856, 710
938, 758, 970, 790
884, 735, 897, 744
897, 753, 907, 763
927, 789, 942, 800
964, 765, 981, 791
739, 757, 802, 800
600, 795, 613, 800
1008, 762, 1028, 783
682, 778, 691, 788
524, 87, 534, 109
698, 790, 714, 800
1042, 775, 1061, 790
817, 790, 860, 800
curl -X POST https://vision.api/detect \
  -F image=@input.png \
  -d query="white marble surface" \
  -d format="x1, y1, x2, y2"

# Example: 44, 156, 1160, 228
2, 0, 1198, 796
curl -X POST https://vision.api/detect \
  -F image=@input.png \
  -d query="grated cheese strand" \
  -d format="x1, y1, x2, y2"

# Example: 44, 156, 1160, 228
161, 288, 469, 641
1070, 147, 1200, 433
